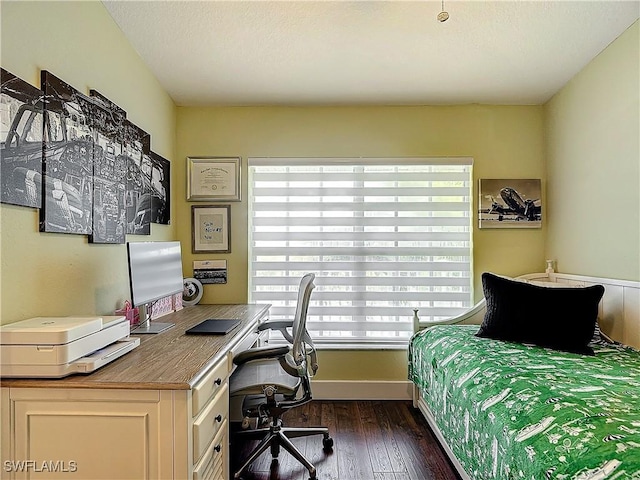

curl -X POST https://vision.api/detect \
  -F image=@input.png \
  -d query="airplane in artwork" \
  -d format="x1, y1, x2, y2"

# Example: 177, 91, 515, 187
480, 187, 541, 222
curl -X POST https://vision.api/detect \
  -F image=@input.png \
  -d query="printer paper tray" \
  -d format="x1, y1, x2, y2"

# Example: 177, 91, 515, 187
0, 337, 140, 378
1, 318, 130, 366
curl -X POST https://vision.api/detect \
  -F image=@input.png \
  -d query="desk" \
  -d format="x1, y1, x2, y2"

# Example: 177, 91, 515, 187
1, 304, 270, 480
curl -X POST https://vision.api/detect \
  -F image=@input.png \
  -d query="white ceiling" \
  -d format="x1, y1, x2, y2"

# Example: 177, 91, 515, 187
102, 1, 639, 107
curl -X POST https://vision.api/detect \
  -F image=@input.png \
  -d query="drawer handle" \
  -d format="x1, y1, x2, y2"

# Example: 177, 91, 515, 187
214, 444, 221, 453
215, 414, 223, 423
214, 378, 222, 386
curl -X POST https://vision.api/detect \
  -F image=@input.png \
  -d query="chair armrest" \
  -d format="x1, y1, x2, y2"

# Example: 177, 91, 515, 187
258, 319, 294, 343
257, 320, 318, 375
257, 320, 293, 331
233, 345, 290, 366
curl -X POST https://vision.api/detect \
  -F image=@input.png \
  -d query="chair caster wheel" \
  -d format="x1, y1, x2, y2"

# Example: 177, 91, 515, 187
323, 436, 334, 450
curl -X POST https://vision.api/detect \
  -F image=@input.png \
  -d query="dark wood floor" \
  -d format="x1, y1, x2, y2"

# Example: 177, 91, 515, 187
230, 400, 462, 480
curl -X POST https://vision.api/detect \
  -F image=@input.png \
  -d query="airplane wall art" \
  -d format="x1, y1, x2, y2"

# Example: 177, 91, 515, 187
478, 179, 542, 229
1, 68, 171, 243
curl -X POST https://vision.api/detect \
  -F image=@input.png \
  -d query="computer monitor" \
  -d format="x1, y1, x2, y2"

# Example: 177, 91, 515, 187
126, 241, 184, 334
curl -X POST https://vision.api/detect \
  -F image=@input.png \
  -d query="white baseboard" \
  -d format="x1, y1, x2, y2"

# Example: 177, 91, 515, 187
310, 380, 413, 400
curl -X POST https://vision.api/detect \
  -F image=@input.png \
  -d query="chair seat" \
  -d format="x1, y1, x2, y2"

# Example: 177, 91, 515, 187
230, 358, 301, 397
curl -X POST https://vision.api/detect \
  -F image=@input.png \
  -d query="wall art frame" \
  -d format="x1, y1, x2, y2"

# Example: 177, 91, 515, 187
1, 67, 44, 209
40, 70, 94, 235
186, 156, 241, 202
89, 89, 127, 244
193, 259, 228, 284
149, 151, 171, 225
123, 120, 151, 235
192, 204, 231, 253
478, 178, 542, 229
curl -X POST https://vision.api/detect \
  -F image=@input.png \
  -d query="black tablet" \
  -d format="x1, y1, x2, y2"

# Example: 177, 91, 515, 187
185, 319, 241, 335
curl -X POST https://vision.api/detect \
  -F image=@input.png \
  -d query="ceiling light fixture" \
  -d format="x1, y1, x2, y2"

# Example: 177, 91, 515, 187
437, 0, 450, 22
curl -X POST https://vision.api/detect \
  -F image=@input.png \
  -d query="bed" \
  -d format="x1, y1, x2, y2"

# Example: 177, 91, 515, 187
409, 271, 640, 480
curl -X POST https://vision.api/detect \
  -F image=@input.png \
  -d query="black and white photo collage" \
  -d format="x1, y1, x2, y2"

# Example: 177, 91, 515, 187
0, 67, 170, 244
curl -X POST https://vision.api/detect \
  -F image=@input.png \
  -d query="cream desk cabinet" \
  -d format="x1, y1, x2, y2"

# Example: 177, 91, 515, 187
1, 304, 270, 480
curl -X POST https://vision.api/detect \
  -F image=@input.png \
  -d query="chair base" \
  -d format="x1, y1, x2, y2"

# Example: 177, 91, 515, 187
233, 421, 332, 480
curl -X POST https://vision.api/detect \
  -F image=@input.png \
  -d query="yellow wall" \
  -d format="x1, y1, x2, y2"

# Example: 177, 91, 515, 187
176, 105, 546, 379
545, 21, 639, 282
7, 3, 634, 383
0, 1, 177, 323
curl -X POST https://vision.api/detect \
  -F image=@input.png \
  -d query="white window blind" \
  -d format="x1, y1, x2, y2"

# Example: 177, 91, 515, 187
248, 157, 473, 348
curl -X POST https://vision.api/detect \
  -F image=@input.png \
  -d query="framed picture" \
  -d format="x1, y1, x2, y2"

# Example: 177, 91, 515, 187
89, 90, 127, 244
40, 71, 94, 234
187, 156, 241, 201
193, 260, 228, 284
1, 68, 44, 209
149, 151, 171, 225
123, 120, 151, 235
478, 178, 542, 229
192, 205, 231, 253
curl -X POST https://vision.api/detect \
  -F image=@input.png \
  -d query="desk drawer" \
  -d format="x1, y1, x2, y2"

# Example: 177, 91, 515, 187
192, 359, 229, 417
193, 420, 228, 480
193, 383, 229, 463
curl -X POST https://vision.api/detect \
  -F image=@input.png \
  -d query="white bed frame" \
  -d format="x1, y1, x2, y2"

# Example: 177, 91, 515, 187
411, 271, 640, 480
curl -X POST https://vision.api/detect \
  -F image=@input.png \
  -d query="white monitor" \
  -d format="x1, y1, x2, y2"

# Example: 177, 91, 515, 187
127, 241, 184, 334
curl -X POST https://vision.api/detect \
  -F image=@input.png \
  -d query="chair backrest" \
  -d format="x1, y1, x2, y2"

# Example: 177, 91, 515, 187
291, 273, 316, 367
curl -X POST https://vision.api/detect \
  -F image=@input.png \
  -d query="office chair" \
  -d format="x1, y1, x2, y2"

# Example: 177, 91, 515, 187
229, 273, 333, 480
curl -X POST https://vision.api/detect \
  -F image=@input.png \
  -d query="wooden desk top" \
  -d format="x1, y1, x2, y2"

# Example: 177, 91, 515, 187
0, 304, 270, 391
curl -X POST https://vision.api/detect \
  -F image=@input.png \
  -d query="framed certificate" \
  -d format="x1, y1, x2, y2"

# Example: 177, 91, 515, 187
192, 205, 231, 253
187, 157, 241, 201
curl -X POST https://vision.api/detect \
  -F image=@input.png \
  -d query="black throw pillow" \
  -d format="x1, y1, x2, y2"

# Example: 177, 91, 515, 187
476, 272, 605, 355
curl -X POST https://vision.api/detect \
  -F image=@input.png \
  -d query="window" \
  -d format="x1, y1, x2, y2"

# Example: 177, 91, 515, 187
248, 157, 473, 348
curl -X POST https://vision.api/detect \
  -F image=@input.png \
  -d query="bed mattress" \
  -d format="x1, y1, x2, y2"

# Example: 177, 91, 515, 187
409, 325, 640, 479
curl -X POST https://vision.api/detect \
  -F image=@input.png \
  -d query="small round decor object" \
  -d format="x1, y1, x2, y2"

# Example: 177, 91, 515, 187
182, 277, 203, 306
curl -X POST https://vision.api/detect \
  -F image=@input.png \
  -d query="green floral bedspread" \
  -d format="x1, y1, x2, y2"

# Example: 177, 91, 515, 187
409, 325, 640, 480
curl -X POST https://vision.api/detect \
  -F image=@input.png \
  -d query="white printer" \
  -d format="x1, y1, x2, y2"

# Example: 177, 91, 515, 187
0, 315, 139, 378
